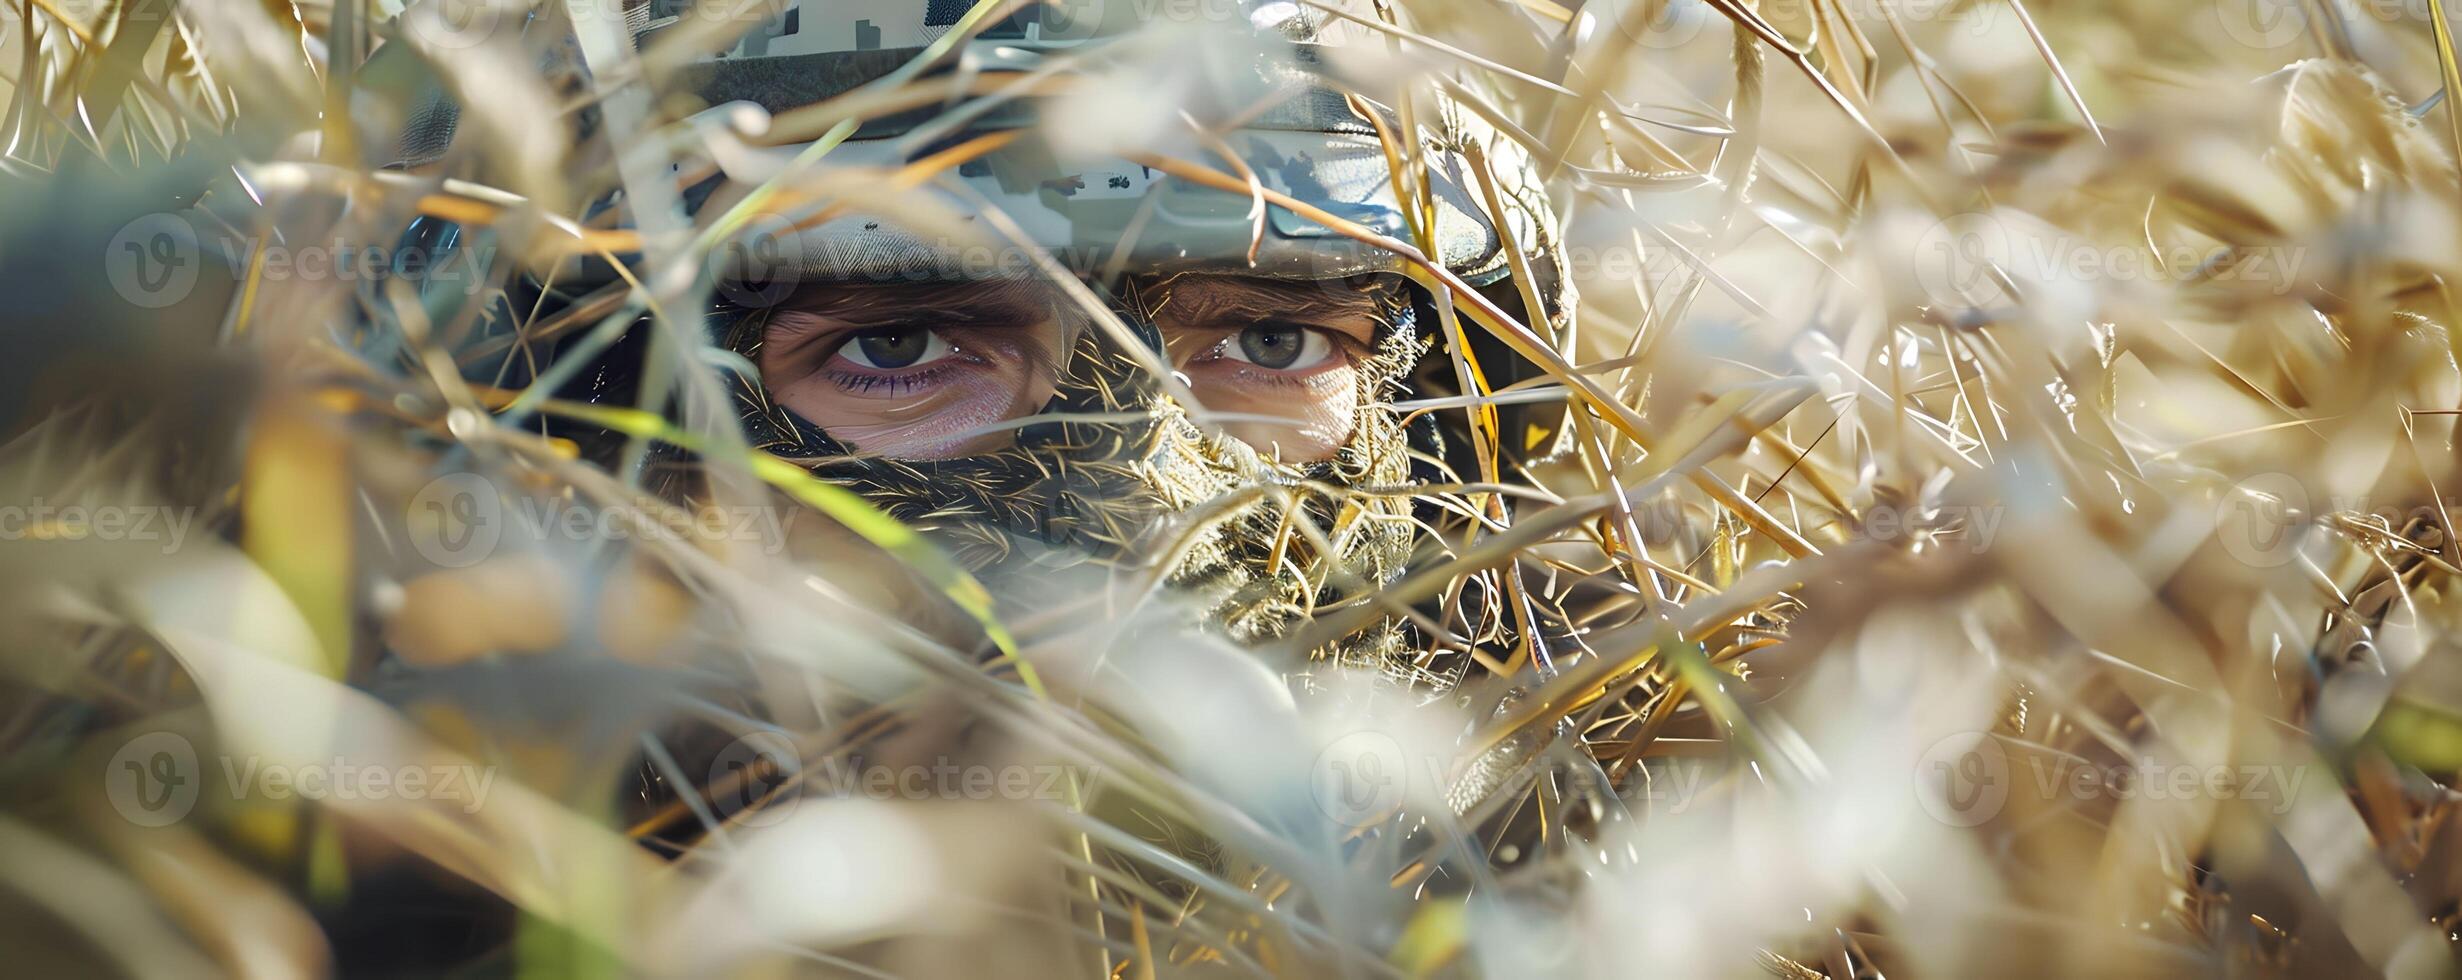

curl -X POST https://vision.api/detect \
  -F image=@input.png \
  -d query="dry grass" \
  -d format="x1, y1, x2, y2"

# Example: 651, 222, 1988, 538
2, 0, 2461, 976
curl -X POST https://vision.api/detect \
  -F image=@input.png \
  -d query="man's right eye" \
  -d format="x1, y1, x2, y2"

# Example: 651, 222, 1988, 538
836, 328, 951, 370
757, 291, 1067, 460
1217, 323, 1333, 371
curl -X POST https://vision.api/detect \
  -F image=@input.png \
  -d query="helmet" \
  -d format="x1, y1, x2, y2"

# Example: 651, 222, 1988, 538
653, 0, 1577, 464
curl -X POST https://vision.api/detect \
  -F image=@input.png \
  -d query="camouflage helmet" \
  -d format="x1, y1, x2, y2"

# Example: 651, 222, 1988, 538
655, 0, 1567, 298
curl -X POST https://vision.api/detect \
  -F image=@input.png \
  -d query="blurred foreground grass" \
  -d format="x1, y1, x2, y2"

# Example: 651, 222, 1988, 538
4, 0, 2462, 976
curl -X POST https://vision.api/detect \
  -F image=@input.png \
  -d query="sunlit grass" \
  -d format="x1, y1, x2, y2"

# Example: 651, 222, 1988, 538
3, 0, 2460, 975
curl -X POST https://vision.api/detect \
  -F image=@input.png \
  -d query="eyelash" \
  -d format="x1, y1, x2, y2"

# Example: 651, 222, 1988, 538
824, 361, 961, 395
1193, 327, 1352, 374
778, 319, 1350, 400
1209, 365, 1319, 390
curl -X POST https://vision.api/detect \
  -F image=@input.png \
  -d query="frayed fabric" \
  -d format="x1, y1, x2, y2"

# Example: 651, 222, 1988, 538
707, 282, 1430, 682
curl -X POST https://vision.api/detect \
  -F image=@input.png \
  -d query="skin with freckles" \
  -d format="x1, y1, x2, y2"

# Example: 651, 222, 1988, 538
756, 275, 1389, 462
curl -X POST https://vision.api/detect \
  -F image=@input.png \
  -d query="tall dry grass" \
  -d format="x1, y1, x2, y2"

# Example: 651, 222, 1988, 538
2, 0, 2461, 976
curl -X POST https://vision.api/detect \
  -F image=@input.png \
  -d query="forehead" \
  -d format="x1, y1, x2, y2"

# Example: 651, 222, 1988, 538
770, 277, 1054, 320
770, 275, 1393, 320
1138, 274, 1395, 323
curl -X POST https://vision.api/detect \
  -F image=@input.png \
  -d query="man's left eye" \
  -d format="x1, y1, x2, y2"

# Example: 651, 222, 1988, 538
1218, 324, 1334, 370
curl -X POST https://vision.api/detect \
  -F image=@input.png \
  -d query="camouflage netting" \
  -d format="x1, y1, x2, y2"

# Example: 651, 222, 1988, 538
3, 0, 2462, 977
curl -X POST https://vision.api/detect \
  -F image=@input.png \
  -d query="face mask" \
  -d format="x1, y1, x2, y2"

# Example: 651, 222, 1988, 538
710, 272, 1433, 672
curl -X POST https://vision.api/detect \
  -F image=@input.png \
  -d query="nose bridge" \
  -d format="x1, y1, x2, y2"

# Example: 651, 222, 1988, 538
999, 303, 1193, 544
1012, 292, 1169, 444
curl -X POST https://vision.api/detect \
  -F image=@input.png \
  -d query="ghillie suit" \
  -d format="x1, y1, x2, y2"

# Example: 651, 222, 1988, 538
21, 0, 2462, 976
461, 0, 1591, 689
360, 0, 1609, 969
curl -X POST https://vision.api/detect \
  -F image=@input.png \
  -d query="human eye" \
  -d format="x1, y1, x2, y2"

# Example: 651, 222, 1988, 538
1205, 322, 1340, 372
756, 293, 1064, 460
834, 327, 954, 370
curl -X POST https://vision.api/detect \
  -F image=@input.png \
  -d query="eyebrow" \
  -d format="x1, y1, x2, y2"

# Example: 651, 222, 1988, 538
1143, 277, 1391, 334
756, 280, 1062, 366
771, 278, 1054, 326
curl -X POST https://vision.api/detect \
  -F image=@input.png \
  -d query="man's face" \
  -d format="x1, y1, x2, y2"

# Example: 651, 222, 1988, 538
755, 275, 1392, 462
735, 269, 1421, 655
